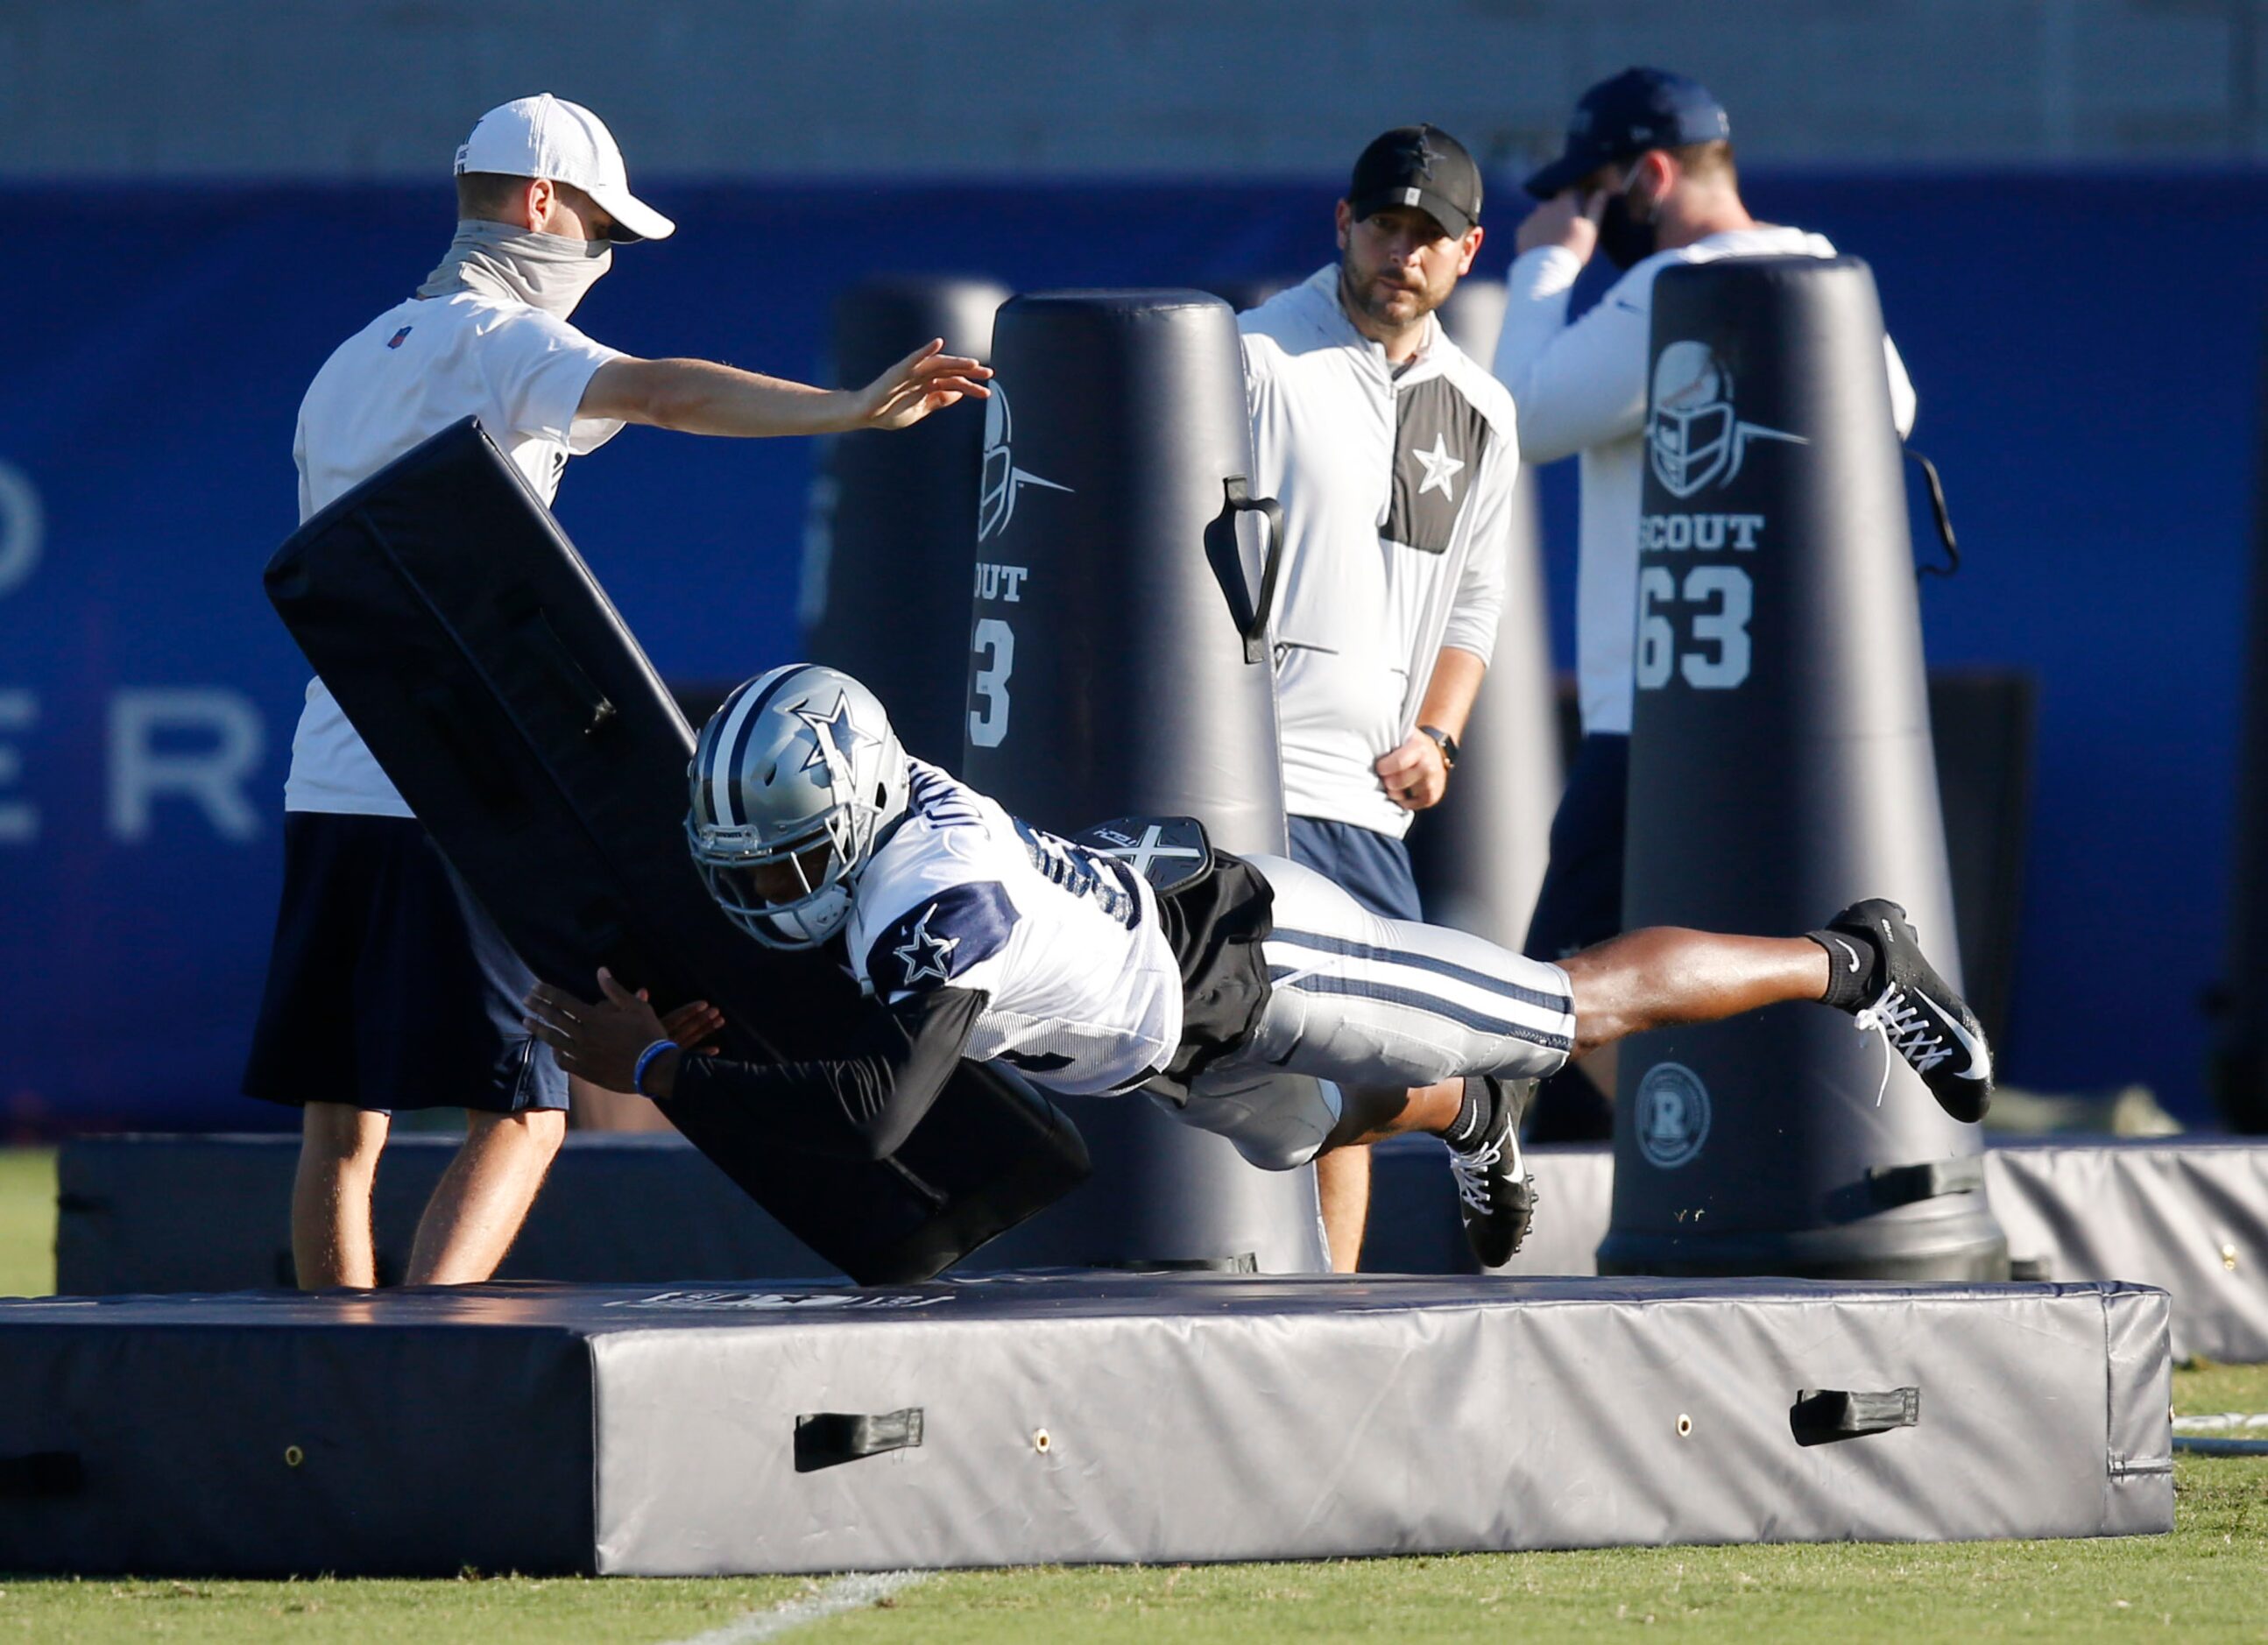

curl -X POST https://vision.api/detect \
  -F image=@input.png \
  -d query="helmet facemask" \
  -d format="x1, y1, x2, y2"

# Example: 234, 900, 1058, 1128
684, 665, 911, 952
688, 794, 878, 950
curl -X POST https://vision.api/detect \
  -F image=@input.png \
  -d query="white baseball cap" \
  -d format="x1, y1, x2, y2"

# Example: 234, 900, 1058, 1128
455, 93, 675, 243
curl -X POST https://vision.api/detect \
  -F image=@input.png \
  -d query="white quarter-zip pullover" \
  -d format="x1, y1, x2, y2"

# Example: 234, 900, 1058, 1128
1240, 266, 1520, 837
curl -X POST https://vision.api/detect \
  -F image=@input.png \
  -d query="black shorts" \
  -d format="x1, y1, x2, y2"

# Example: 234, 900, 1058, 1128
241, 812, 567, 1116
1523, 732, 1629, 963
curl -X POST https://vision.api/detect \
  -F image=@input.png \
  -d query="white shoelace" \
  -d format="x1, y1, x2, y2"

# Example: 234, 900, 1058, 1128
1448, 1136, 1503, 1213
1851, 984, 1953, 1105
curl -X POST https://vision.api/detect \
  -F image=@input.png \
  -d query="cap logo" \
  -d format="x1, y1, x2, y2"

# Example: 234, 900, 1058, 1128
1402, 187, 1421, 207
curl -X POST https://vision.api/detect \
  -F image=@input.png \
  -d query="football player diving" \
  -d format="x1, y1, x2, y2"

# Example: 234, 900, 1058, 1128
524, 663, 1991, 1265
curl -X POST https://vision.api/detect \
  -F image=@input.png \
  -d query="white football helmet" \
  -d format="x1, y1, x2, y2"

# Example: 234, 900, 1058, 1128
685, 663, 911, 949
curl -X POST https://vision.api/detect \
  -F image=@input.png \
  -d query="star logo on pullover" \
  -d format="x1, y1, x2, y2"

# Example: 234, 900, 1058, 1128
892, 903, 960, 988
1411, 432, 1465, 502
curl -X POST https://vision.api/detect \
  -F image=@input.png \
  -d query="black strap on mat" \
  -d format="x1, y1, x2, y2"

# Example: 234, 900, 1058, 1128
1791, 1387, 1920, 1446
795, 1409, 925, 1472
0, 1451, 85, 1499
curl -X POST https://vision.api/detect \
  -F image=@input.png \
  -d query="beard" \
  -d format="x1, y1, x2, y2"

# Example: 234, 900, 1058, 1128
1339, 250, 1448, 330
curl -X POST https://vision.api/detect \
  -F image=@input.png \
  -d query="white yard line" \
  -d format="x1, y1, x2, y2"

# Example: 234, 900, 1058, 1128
668, 1571, 929, 1643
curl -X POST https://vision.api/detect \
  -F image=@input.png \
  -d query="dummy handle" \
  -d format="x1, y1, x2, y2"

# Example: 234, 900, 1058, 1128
1225, 476, 1287, 664
1904, 446, 1961, 577
795, 1408, 923, 1472
502, 595, 618, 736
1790, 1387, 1919, 1446
1865, 1154, 1985, 1208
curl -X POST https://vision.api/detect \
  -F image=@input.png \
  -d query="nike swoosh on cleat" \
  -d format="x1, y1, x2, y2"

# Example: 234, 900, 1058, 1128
1829, 936, 1862, 974
1914, 993, 1993, 1081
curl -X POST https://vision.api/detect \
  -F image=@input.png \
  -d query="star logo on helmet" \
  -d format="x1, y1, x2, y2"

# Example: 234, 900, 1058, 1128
893, 903, 959, 987
791, 692, 876, 788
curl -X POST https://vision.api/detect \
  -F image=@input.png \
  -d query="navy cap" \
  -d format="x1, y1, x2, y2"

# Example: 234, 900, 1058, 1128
1348, 124, 1483, 239
1523, 67, 1732, 200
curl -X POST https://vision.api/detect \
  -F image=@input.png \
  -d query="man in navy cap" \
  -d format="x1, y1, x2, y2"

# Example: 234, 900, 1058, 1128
1492, 68, 1916, 1135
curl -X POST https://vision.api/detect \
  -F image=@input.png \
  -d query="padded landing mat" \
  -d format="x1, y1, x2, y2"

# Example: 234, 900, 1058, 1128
1361, 1136, 2268, 1363
0, 1274, 2170, 1575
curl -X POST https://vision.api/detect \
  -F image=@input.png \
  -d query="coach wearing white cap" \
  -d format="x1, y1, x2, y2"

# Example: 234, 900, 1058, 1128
244, 94, 988, 1290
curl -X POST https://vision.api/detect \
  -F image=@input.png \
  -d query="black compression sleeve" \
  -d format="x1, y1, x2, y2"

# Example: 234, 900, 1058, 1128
667, 985, 986, 1162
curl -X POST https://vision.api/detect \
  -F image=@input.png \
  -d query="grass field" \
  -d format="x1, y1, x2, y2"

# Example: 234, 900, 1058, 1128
3, 1147, 2265, 1642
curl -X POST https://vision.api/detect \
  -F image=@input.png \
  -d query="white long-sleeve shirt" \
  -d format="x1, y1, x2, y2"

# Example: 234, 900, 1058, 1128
1241, 267, 1521, 837
1494, 228, 1916, 736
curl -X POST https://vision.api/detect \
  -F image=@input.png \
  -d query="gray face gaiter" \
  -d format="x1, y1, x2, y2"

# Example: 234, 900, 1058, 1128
417, 220, 613, 319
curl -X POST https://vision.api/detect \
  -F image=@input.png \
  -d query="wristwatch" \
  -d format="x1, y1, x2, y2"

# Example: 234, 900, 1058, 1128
1417, 724, 1459, 770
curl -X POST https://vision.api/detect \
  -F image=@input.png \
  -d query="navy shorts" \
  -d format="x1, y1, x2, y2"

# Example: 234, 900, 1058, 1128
1286, 815, 1424, 922
242, 813, 567, 1116
1522, 733, 1629, 963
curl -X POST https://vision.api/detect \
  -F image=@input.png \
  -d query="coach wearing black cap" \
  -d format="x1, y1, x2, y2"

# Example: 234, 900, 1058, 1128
1239, 126, 1524, 1268
1492, 68, 1916, 1134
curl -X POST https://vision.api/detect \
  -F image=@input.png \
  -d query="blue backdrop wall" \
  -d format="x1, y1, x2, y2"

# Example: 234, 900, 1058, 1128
0, 171, 2257, 1132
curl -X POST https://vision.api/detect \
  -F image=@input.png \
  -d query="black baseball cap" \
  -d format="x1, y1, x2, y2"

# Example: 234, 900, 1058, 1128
1347, 124, 1483, 240
1523, 67, 1732, 199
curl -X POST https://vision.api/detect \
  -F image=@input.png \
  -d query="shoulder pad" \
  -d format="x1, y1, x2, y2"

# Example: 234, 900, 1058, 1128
866, 881, 1017, 996
1073, 816, 1213, 895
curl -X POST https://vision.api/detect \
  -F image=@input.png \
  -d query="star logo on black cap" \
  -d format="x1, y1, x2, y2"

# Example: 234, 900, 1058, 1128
1406, 127, 1439, 179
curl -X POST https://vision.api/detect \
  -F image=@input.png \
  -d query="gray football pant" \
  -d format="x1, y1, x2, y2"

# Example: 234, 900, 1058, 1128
1168, 852, 1578, 1171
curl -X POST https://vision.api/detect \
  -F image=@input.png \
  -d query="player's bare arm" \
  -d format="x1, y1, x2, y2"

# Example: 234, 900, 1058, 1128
1374, 645, 1487, 811
581, 338, 990, 437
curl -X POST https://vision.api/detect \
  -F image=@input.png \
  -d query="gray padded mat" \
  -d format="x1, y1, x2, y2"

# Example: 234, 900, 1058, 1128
0, 1274, 2170, 1574
1368, 1137, 2268, 1363
56, 1133, 2268, 1363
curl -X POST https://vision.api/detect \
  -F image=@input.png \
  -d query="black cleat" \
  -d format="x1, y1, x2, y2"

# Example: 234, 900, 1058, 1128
1825, 898, 1995, 1123
1448, 1077, 1539, 1268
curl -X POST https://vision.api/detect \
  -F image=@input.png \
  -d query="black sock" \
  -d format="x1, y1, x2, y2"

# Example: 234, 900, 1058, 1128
1444, 1076, 1497, 1150
1806, 928, 1882, 1013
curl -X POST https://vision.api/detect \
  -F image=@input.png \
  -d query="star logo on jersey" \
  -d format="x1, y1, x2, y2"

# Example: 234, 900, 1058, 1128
791, 692, 875, 787
893, 903, 959, 987
1411, 432, 1465, 502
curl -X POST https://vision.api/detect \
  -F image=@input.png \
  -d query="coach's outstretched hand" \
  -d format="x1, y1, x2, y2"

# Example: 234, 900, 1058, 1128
851, 338, 993, 430
524, 969, 724, 1097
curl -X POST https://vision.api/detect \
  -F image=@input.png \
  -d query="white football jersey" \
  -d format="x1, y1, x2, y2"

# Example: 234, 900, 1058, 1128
843, 761, 1185, 1096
